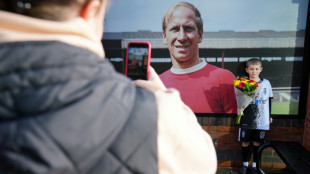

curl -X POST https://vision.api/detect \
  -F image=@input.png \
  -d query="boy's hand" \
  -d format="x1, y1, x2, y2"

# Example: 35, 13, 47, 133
270, 118, 273, 124
134, 66, 166, 92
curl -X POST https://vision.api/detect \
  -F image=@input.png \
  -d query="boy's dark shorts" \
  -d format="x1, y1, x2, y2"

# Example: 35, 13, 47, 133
238, 128, 266, 143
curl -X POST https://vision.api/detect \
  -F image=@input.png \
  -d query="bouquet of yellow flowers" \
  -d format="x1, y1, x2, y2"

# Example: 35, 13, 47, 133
234, 77, 259, 124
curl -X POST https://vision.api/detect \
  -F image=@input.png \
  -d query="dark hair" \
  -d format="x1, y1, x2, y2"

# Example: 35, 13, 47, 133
162, 2, 203, 33
0, 0, 90, 21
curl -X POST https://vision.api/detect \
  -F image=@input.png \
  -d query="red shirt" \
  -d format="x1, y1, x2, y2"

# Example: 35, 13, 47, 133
160, 63, 237, 113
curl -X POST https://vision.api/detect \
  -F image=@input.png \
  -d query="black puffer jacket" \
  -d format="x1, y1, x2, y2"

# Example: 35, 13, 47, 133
0, 41, 158, 174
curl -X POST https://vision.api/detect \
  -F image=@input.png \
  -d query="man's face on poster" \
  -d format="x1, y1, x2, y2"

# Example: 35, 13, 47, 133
163, 6, 203, 64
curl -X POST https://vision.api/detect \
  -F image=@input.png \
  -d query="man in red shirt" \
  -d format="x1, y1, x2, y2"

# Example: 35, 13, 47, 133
160, 2, 237, 114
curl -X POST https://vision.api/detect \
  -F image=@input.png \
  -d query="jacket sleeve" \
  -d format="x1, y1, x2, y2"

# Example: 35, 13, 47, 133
155, 88, 217, 174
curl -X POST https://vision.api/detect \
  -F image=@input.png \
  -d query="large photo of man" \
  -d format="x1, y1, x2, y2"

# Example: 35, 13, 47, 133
160, 2, 237, 113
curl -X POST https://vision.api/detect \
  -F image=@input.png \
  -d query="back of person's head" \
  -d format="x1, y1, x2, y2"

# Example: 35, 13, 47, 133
0, 0, 91, 21
246, 58, 262, 67
162, 2, 203, 33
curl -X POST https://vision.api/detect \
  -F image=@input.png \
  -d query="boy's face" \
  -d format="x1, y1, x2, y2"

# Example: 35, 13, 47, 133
246, 64, 262, 79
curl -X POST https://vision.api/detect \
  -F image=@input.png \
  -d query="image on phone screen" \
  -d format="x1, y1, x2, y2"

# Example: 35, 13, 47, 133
126, 43, 150, 80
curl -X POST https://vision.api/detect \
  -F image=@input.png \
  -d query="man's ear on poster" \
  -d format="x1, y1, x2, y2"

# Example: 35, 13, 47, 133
163, 31, 168, 45
198, 28, 203, 43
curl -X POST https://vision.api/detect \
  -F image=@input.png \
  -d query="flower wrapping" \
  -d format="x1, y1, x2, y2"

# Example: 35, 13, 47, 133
234, 78, 259, 124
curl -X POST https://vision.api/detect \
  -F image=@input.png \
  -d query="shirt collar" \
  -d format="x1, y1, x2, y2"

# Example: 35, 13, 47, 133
171, 59, 207, 74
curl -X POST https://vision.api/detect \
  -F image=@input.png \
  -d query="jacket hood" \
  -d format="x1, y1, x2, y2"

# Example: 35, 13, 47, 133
0, 10, 104, 58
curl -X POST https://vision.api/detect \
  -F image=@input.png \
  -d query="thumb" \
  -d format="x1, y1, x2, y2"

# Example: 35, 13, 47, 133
135, 66, 166, 91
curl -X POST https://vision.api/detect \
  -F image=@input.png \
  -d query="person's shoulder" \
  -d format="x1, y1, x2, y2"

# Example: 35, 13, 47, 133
262, 78, 270, 82
205, 64, 218, 70
207, 64, 233, 73
159, 69, 172, 79
261, 78, 272, 85
206, 64, 235, 78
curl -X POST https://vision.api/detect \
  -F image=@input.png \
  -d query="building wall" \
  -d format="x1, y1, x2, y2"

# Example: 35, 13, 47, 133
103, 38, 310, 169
197, 116, 304, 169
304, 73, 310, 151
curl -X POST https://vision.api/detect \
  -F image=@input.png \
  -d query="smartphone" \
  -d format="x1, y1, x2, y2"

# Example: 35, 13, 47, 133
125, 41, 151, 80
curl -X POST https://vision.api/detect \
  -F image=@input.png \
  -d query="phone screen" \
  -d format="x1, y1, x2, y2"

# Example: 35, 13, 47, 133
126, 42, 150, 80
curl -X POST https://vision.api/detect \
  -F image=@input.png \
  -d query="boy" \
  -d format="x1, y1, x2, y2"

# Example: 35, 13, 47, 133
238, 58, 273, 174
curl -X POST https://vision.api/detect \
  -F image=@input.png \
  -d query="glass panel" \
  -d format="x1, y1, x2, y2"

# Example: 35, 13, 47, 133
103, 0, 309, 116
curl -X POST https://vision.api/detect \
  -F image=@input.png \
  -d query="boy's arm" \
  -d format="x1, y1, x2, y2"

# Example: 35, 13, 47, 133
269, 97, 273, 123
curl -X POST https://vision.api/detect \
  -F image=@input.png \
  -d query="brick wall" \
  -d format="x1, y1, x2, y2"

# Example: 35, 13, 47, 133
197, 116, 304, 169
304, 73, 310, 151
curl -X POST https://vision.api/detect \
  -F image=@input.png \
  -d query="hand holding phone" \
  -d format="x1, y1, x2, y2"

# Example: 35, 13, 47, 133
125, 41, 151, 80
134, 66, 167, 92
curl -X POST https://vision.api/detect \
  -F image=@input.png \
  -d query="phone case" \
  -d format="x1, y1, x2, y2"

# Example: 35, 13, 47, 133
125, 41, 151, 80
